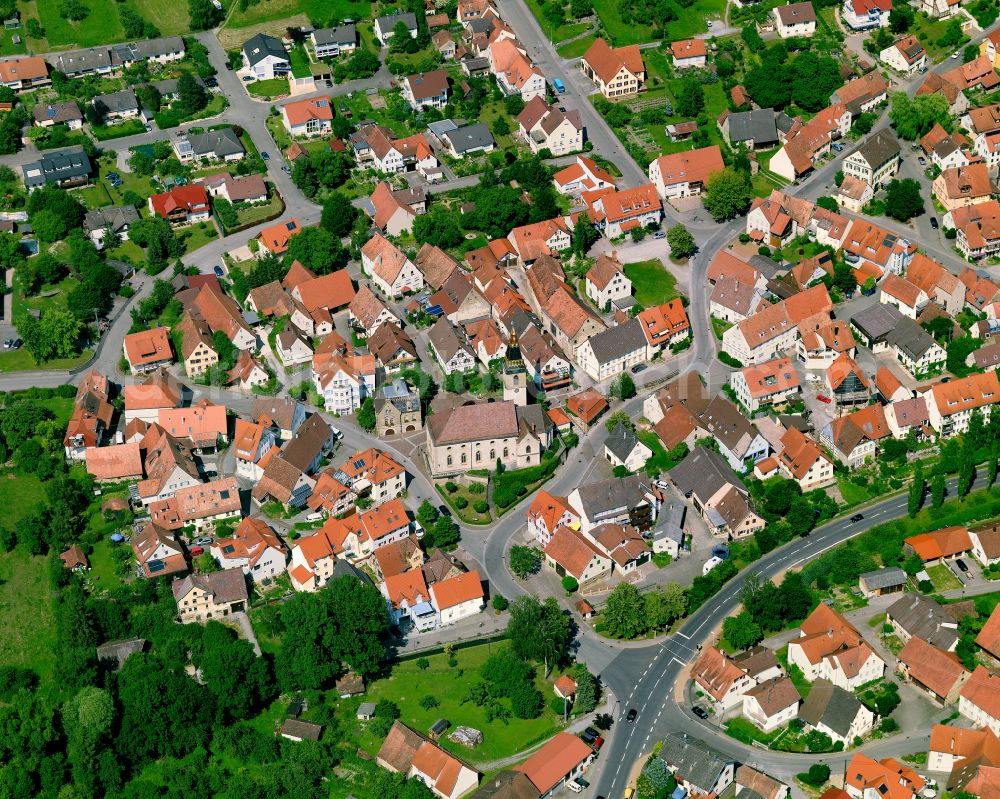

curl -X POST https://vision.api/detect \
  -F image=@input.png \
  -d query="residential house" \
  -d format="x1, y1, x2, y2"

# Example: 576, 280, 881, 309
777, 425, 835, 489
554, 154, 615, 196
311, 25, 358, 59
280, 96, 333, 137
928, 725, 1000, 795
258, 218, 301, 257
131, 522, 187, 579
362, 233, 424, 297
566, 388, 609, 430
648, 145, 725, 200
0, 56, 49, 90
517, 96, 584, 155
581, 38, 645, 98
369, 325, 419, 374
124, 369, 186, 426
934, 163, 994, 213
253, 456, 315, 510
887, 593, 961, 650
428, 318, 476, 374
604, 421, 653, 473
768, 103, 852, 181
658, 733, 735, 797
233, 418, 275, 480
227, 351, 270, 392
690, 646, 756, 710
194, 284, 257, 350
402, 69, 450, 110
276, 327, 313, 366
905, 253, 966, 316
22, 147, 92, 190
338, 447, 408, 505
508, 216, 573, 265
669, 447, 765, 538
951, 204, 1000, 261
172, 569, 248, 623
431, 570, 485, 625
897, 635, 970, 704
924, 371, 1000, 436
880, 36, 927, 75
374, 12, 418, 46
174, 128, 245, 163
886, 318, 946, 378
527, 489, 579, 546
746, 190, 815, 247
148, 476, 241, 531
773, 1, 817, 37
148, 185, 211, 226
881, 273, 929, 319
33, 100, 82, 128
743, 677, 801, 732
313, 352, 376, 414
842, 129, 901, 186
721, 284, 833, 365
85, 443, 143, 483
488, 38, 546, 101
841, 218, 914, 278
242, 33, 289, 80
92, 88, 140, 123
157, 401, 228, 452
671, 38, 707, 69
820, 404, 889, 469
788, 603, 885, 688
959, 666, 1000, 735
123, 328, 173, 375
735, 768, 789, 799
637, 299, 691, 351
585, 183, 662, 238
844, 755, 925, 799
729, 358, 801, 413
970, 522, 1000, 567
575, 318, 648, 382
377, 722, 480, 799
800, 679, 876, 744
350, 285, 401, 336
838, 176, 874, 212
425, 400, 552, 477
84, 204, 139, 247
211, 517, 287, 584
841, 0, 892, 30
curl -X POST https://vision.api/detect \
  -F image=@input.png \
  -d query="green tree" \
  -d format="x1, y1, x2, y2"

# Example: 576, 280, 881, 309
958, 445, 975, 499
196, 621, 276, 720
666, 224, 696, 258
908, 460, 925, 517
611, 371, 636, 400
321, 192, 359, 238
286, 226, 344, 273
889, 4, 914, 31
605, 409, 634, 433
573, 664, 598, 713
509, 545, 541, 578
832, 260, 857, 294
889, 92, 951, 140
884, 178, 924, 222
188, 0, 220, 30
572, 213, 600, 257
702, 168, 754, 222
602, 582, 646, 639
561, 575, 578, 592
417, 499, 438, 530
507, 595, 571, 675
675, 77, 705, 117
357, 396, 376, 431
723, 611, 762, 650
798, 764, 831, 788
932, 471, 946, 508
989, 444, 998, 488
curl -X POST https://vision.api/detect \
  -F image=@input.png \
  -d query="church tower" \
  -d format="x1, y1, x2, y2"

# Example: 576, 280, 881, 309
502, 331, 528, 406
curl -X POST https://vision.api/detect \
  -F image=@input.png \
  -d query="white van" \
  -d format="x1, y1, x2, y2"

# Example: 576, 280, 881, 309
702, 556, 723, 576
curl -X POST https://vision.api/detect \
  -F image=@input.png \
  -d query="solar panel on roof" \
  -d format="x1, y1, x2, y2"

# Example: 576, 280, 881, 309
220, 490, 230, 499
148, 559, 165, 573
223, 544, 235, 554
286, 222, 296, 231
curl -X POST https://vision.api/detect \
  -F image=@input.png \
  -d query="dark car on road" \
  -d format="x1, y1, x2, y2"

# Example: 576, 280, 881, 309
580, 727, 600, 744
631, 363, 647, 374
930, 217, 939, 229
850, 513, 864, 522
692, 706, 709, 719
626, 708, 638, 723
956, 559, 970, 573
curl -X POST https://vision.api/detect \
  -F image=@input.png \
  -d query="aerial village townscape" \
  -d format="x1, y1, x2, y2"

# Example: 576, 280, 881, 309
15, 0, 1000, 798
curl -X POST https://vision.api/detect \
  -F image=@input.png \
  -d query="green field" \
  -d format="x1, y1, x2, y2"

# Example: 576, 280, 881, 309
0, 548, 59, 684
594, 0, 725, 45
247, 78, 289, 98
32, 0, 126, 48
225, 0, 370, 28
624, 259, 677, 307
557, 35, 596, 59
337, 641, 566, 764
927, 563, 963, 591
133, 0, 202, 35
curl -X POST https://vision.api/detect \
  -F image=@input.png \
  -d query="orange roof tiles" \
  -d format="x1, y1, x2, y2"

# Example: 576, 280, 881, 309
905, 526, 973, 561
282, 96, 333, 126
691, 647, 746, 702
543, 525, 607, 580
566, 388, 608, 424
124, 327, 173, 368
671, 38, 706, 59
430, 569, 483, 609
898, 635, 969, 699
515, 733, 594, 794
652, 145, 725, 190
259, 218, 302, 254
582, 38, 645, 85
85, 443, 143, 481
961, 666, 1000, 722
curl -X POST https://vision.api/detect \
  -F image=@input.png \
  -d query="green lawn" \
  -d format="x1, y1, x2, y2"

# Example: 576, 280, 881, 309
78, 182, 115, 210
11, 268, 77, 322
911, 13, 968, 62
33, 0, 126, 47
231, 194, 285, 230
91, 119, 147, 141
247, 78, 290, 98
637, 429, 684, 477
0, 547, 59, 685
225, 0, 369, 28
133, 0, 205, 35
522, 0, 592, 42
594, 0, 725, 44
36, 396, 75, 427
436, 482, 492, 525
557, 35, 596, 59
339, 641, 565, 764
289, 45, 312, 79
710, 316, 732, 340
86, 536, 127, 589
180, 221, 220, 254
0, 348, 93, 372
624, 259, 677, 307
0, 26, 28, 56
927, 563, 962, 591
837, 477, 874, 507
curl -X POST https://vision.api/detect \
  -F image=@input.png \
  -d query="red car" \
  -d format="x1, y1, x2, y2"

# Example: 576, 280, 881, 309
816, 394, 832, 404
190, 546, 204, 556
591, 736, 604, 751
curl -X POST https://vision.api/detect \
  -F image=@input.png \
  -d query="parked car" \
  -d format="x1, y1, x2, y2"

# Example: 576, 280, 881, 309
11, 339, 21, 349
261, 151, 270, 161
832, 142, 843, 152
692, 706, 709, 719
631, 363, 647, 374
438, 504, 451, 517
195, 537, 213, 546
626, 708, 638, 723
190, 546, 204, 556
567, 780, 583, 794
816, 394, 832, 403
956, 559, 970, 573
590, 736, 604, 751
652, 230, 666, 239
930, 217, 939, 230
850, 513, 864, 523
214, 265, 225, 277
917, 156, 926, 165
2, 339, 11, 349
242, 75, 254, 81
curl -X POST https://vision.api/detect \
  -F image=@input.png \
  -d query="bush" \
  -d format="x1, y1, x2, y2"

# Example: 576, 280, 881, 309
445, 481, 458, 493
492, 595, 509, 612
562, 576, 579, 593
798, 764, 831, 787
718, 352, 743, 368
469, 483, 486, 494
416, 658, 430, 670
455, 496, 469, 509
420, 695, 440, 709
473, 500, 489, 513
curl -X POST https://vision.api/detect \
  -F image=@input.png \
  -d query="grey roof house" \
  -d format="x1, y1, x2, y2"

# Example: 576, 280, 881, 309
604, 421, 652, 472
93, 88, 140, 120
312, 25, 358, 58
442, 123, 495, 156
849, 302, 904, 348
242, 33, 289, 69
798, 678, 874, 744
32, 101, 82, 127
858, 567, 907, 598
719, 108, 793, 149
886, 593, 960, 651
84, 205, 140, 241
176, 128, 246, 162
577, 318, 648, 382
22, 147, 92, 190
658, 733, 735, 796
568, 473, 659, 531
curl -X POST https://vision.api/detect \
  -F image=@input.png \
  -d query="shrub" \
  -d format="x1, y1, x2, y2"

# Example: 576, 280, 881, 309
420, 695, 440, 709
469, 483, 486, 494
562, 575, 579, 593
445, 481, 459, 493
492, 595, 508, 612
798, 764, 831, 787
416, 658, 430, 670
473, 500, 489, 513
455, 496, 469, 509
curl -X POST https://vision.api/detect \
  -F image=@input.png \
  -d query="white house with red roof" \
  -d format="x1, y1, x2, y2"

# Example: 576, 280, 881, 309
648, 145, 725, 200
210, 517, 288, 583
670, 39, 706, 69
584, 183, 662, 238
361, 233, 423, 297
527, 489, 579, 546
842, 0, 892, 29
554, 154, 616, 197
280, 96, 334, 137
430, 570, 484, 625
517, 96, 584, 155
148, 185, 210, 226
